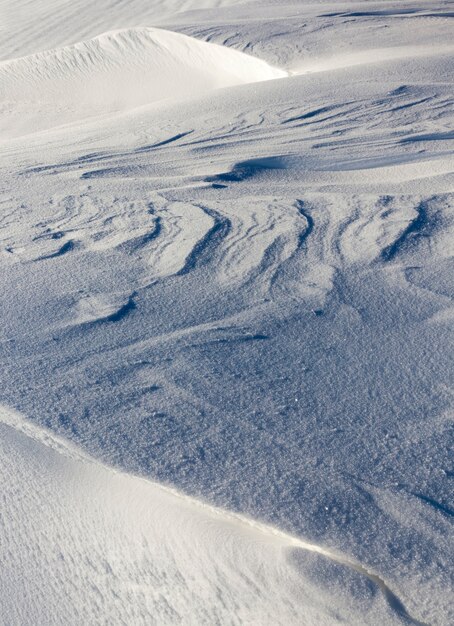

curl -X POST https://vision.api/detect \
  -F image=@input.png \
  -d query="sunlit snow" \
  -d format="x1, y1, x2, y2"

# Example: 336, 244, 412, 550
0, 1, 453, 624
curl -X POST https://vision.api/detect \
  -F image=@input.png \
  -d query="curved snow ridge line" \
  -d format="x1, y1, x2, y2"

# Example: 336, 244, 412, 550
0, 27, 287, 139
0, 404, 428, 626
0, 405, 94, 464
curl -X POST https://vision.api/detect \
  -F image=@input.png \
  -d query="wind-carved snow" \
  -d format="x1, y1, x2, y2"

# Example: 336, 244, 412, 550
0, 192, 214, 285
0, 1, 453, 624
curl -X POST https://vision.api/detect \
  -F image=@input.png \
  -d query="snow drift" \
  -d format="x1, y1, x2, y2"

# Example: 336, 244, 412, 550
0, 27, 286, 138
0, 406, 420, 625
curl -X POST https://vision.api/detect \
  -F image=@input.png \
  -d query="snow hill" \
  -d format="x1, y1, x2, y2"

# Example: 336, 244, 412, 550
0, 27, 286, 138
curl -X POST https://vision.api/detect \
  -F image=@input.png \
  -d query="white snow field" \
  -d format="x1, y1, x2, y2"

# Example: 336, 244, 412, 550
0, 0, 453, 624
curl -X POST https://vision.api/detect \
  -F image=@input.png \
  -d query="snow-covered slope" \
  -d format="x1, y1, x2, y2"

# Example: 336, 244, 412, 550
0, 27, 285, 138
0, 0, 453, 624
1, 405, 422, 625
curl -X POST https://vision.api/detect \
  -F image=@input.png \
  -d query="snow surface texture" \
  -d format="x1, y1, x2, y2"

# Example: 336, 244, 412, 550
0, 0, 453, 624
0, 405, 424, 625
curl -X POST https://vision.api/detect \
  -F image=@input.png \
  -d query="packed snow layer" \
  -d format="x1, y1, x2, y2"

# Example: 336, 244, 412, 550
0, 0, 453, 624
0, 27, 286, 138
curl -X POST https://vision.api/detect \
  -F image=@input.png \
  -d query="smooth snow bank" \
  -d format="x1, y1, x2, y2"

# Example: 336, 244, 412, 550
0, 27, 286, 138
0, 406, 411, 625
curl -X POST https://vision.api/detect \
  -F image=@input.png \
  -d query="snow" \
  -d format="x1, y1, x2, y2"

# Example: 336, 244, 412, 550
0, 0, 453, 624
1, 404, 425, 625
0, 27, 285, 138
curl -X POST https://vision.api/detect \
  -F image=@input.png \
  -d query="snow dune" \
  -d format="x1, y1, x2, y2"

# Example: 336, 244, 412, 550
0, 405, 424, 625
0, 27, 286, 138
